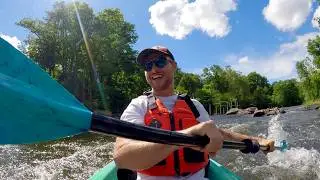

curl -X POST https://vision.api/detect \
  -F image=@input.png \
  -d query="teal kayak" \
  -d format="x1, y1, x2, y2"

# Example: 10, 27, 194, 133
89, 159, 241, 180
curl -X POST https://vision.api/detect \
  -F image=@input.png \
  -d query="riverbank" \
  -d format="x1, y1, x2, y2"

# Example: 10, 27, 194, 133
304, 99, 320, 106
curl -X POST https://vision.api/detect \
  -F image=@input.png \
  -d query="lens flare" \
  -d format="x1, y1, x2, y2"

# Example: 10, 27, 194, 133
72, 0, 107, 111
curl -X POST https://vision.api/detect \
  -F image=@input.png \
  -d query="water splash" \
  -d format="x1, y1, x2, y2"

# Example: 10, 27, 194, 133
0, 136, 115, 180
267, 114, 287, 146
268, 147, 320, 175
229, 123, 250, 134
265, 114, 320, 179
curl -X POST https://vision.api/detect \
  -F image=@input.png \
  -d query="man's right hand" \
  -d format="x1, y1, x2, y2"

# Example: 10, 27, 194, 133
179, 120, 223, 154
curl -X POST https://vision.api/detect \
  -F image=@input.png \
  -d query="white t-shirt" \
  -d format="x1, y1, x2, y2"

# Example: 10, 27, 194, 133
120, 95, 211, 180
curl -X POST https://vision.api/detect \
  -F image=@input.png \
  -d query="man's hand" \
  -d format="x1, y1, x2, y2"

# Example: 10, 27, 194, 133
219, 128, 275, 154
179, 120, 223, 154
254, 137, 275, 154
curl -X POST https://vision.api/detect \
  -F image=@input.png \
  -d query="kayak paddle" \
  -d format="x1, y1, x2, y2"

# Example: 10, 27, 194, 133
223, 140, 288, 152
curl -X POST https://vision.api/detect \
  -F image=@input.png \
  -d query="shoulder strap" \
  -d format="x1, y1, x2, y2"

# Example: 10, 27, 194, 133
177, 94, 200, 118
144, 91, 157, 110
143, 90, 152, 96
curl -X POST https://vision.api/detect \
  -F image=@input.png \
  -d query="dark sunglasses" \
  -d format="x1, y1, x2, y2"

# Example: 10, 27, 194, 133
143, 55, 168, 72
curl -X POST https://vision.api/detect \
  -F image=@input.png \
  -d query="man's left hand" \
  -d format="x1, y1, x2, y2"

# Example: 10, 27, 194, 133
254, 137, 275, 154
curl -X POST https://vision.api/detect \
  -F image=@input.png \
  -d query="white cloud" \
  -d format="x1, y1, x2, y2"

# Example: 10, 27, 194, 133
149, 0, 237, 39
263, 0, 312, 32
238, 56, 249, 64
228, 32, 319, 80
312, 6, 320, 29
224, 54, 239, 64
0, 33, 22, 50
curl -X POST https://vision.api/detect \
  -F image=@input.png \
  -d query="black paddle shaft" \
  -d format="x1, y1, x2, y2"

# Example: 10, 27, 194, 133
90, 113, 210, 147
90, 113, 261, 152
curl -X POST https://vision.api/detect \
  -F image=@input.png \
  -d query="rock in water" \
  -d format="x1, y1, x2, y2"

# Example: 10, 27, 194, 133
266, 110, 277, 116
226, 108, 239, 115
245, 107, 258, 114
237, 109, 248, 115
253, 110, 265, 117
279, 108, 286, 113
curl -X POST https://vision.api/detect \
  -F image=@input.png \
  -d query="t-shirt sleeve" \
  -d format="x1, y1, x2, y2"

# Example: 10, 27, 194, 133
120, 96, 147, 125
191, 99, 211, 123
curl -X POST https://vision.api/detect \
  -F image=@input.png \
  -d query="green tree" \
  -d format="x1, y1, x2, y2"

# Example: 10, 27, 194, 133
17, 1, 143, 113
246, 72, 271, 108
176, 73, 202, 97
174, 67, 185, 88
247, 72, 269, 93
199, 65, 251, 108
108, 70, 149, 113
202, 65, 230, 93
296, 38, 320, 103
272, 79, 302, 107
296, 1, 320, 104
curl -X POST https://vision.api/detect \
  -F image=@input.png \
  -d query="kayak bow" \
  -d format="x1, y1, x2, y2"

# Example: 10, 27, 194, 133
89, 159, 241, 180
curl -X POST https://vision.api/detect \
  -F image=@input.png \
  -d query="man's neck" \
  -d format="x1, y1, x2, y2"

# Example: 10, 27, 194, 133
152, 88, 174, 97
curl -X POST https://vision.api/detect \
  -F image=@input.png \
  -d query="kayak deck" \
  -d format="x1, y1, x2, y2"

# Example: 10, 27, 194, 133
89, 159, 241, 180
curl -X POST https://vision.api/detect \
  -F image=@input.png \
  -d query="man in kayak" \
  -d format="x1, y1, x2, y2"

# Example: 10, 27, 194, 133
113, 46, 275, 180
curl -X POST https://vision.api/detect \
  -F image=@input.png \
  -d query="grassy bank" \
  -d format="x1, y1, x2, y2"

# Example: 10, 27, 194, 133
304, 99, 320, 106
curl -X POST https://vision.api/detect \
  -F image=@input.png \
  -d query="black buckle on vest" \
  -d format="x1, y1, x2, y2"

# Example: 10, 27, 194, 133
181, 172, 191, 177
117, 169, 137, 180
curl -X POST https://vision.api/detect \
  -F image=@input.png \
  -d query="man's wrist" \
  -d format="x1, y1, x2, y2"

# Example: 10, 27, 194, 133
169, 144, 180, 151
248, 136, 262, 143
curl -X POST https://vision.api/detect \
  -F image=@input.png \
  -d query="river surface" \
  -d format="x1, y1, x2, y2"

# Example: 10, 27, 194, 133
1, 106, 319, 180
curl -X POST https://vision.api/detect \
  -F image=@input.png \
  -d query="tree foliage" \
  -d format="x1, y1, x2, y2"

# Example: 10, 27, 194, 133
272, 79, 302, 107
17, 1, 316, 115
176, 73, 202, 98
295, 1, 320, 104
296, 37, 320, 103
17, 1, 148, 113
195, 66, 271, 110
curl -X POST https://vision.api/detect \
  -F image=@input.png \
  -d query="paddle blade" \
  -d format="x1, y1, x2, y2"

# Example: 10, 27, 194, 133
279, 140, 288, 152
0, 38, 92, 144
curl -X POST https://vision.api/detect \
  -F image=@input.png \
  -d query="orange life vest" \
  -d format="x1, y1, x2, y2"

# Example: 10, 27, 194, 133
138, 93, 209, 176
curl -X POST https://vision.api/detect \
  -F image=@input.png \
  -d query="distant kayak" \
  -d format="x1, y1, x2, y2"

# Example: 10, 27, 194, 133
89, 159, 241, 180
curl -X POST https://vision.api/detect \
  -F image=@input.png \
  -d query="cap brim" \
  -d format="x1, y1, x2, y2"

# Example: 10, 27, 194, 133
136, 48, 169, 65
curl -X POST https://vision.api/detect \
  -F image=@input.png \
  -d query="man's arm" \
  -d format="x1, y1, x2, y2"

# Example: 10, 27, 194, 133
190, 99, 275, 152
113, 121, 223, 170
219, 128, 256, 141
219, 128, 275, 152
113, 137, 178, 170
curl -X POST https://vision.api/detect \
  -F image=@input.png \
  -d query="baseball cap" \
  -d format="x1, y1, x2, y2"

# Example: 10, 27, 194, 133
136, 46, 175, 65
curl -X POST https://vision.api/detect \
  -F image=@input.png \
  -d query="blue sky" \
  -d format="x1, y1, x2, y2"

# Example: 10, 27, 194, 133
1, 0, 320, 82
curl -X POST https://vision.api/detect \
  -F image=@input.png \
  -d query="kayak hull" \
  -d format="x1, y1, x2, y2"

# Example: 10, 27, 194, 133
89, 159, 241, 180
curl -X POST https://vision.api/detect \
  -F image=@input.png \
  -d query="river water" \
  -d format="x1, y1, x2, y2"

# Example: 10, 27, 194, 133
1, 106, 319, 180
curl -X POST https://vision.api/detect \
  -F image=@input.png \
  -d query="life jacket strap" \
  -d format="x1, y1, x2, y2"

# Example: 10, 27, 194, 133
177, 94, 200, 118
145, 91, 157, 110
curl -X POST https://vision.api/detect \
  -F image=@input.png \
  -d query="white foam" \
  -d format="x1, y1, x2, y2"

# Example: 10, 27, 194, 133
267, 147, 320, 178
267, 114, 287, 146
2, 142, 114, 180
266, 114, 320, 178
229, 123, 250, 134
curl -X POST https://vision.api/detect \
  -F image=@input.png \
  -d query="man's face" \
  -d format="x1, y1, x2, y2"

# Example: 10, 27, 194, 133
143, 52, 176, 92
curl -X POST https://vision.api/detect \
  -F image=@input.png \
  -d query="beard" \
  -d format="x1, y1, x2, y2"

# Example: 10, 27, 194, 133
147, 76, 173, 92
